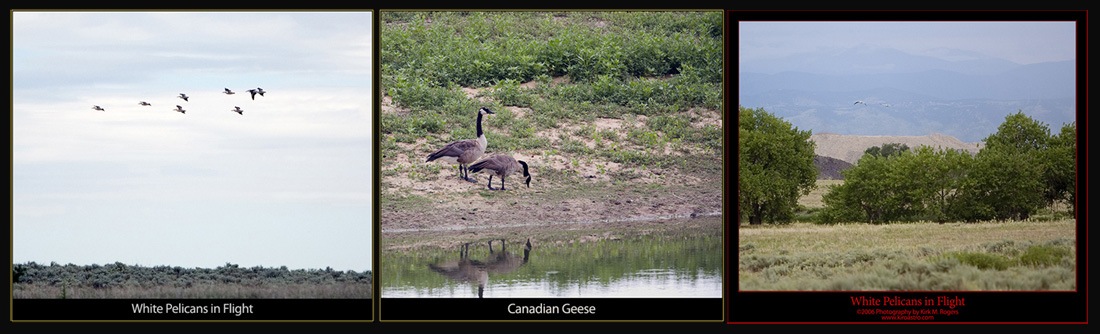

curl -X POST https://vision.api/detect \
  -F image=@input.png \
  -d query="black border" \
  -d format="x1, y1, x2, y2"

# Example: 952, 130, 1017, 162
382, 298, 722, 321
9, 6, 1089, 330
13, 299, 372, 321
729, 9, 1088, 325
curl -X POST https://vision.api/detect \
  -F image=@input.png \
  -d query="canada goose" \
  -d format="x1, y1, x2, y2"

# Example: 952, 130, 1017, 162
224, 88, 235, 95
425, 107, 495, 183
178, 93, 189, 102
429, 239, 532, 298
231, 106, 243, 115
428, 242, 490, 298
139, 101, 151, 106
484, 238, 532, 273
854, 100, 865, 105
92, 105, 105, 111
467, 154, 530, 190
174, 105, 186, 114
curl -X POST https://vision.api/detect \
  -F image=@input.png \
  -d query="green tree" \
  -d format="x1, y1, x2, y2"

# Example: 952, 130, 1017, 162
929, 147, 974, 223
897, 146, 973, 223
819, 152, 921, 224
864, 142, 910, 158
820, 111, 1072, 224
1044, 122, 1076, 215
738, 106, 817, 225
961, 149, 1044, 221
984, 111, 1051, 154
965, 111, 1050, 221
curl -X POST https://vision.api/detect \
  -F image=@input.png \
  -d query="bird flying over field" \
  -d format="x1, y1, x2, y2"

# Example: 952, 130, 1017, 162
93, 105, 105, 111
178, 93, 189, 102
224, 88, 235, 95
231, 106, 243, 115
174, 105, 186, 114
139, 101, 152, 106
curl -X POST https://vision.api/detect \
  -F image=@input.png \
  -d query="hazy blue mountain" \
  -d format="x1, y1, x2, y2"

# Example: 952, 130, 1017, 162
738, 45, 1076, 143
741, 44, 1023, 76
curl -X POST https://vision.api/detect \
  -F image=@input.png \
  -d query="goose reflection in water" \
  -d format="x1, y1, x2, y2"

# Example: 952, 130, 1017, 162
428, 238, 532, 298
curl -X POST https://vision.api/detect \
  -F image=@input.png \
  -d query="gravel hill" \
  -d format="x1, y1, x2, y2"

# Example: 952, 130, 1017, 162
810, 132, 984, 165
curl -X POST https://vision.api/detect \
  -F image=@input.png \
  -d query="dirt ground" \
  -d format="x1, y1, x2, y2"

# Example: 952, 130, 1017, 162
380, 86, 725, 251
380, 155, 725, 251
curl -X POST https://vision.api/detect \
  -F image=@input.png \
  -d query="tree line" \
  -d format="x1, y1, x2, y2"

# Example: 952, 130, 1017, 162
739, 106, 1076, 225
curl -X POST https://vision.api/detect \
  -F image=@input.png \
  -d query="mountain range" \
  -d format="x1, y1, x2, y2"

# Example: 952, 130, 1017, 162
738, 45, 1077, 143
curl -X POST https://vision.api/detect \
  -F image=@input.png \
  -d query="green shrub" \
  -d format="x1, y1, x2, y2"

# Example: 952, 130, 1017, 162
1018, 245, 1072, 267
939, 252, 1012, 271
489, 79, 536, 107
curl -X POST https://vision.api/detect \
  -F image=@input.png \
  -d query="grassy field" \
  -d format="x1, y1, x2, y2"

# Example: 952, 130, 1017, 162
737, 219, 1076, 291
379, 11, 724, 234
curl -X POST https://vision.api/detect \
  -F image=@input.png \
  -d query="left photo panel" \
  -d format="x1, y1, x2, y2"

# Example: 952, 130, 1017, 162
11, 10, 374, 321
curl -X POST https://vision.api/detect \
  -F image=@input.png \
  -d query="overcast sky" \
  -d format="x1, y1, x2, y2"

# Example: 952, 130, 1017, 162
12, 11, 373, 272
739, 21, 1076, 65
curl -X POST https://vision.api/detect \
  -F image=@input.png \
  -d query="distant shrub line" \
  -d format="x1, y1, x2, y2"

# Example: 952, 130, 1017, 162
13, 261, 371, 292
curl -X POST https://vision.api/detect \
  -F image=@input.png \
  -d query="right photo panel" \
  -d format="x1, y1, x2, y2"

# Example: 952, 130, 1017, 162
378, 10, 725, 322
732, 10, 1086, 324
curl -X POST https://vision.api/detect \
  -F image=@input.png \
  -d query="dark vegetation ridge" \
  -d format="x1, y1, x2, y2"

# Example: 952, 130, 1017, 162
813, 155, 853, 180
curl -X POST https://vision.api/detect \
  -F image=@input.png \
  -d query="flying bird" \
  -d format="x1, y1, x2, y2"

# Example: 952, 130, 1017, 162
174, 105, 186, 114
881, 103, 891, 107
224, 88, 235, 95
231, 106, 243, 115
93, 105, 105, 111
178, 93, 189, 102
246, 88, 262, 100
854, 100, 865, 105
139, 101, 152, 106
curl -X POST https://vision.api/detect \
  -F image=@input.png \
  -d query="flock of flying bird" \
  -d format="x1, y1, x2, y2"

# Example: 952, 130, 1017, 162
854, 100, 890, 107
91, 87, 266, 115
425, 107, 532, 191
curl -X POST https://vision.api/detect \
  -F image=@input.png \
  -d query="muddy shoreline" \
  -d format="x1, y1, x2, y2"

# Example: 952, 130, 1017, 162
381, 180, 725, 251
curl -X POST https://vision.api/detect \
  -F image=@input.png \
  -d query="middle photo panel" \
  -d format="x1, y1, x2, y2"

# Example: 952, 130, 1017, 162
378, 10, 725, 322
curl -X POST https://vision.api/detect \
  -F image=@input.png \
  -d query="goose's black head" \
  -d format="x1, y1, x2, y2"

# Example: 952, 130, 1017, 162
479, 107, 495, 115
518, 160, 531, 188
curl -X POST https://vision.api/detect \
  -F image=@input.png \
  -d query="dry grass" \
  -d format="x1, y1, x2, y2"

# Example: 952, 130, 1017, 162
798, 179, 843, 209
738, 219, 1077, 291
738, 219, 1075, 254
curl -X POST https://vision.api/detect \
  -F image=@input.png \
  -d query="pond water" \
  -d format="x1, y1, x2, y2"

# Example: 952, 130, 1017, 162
382, 217, 723, 298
